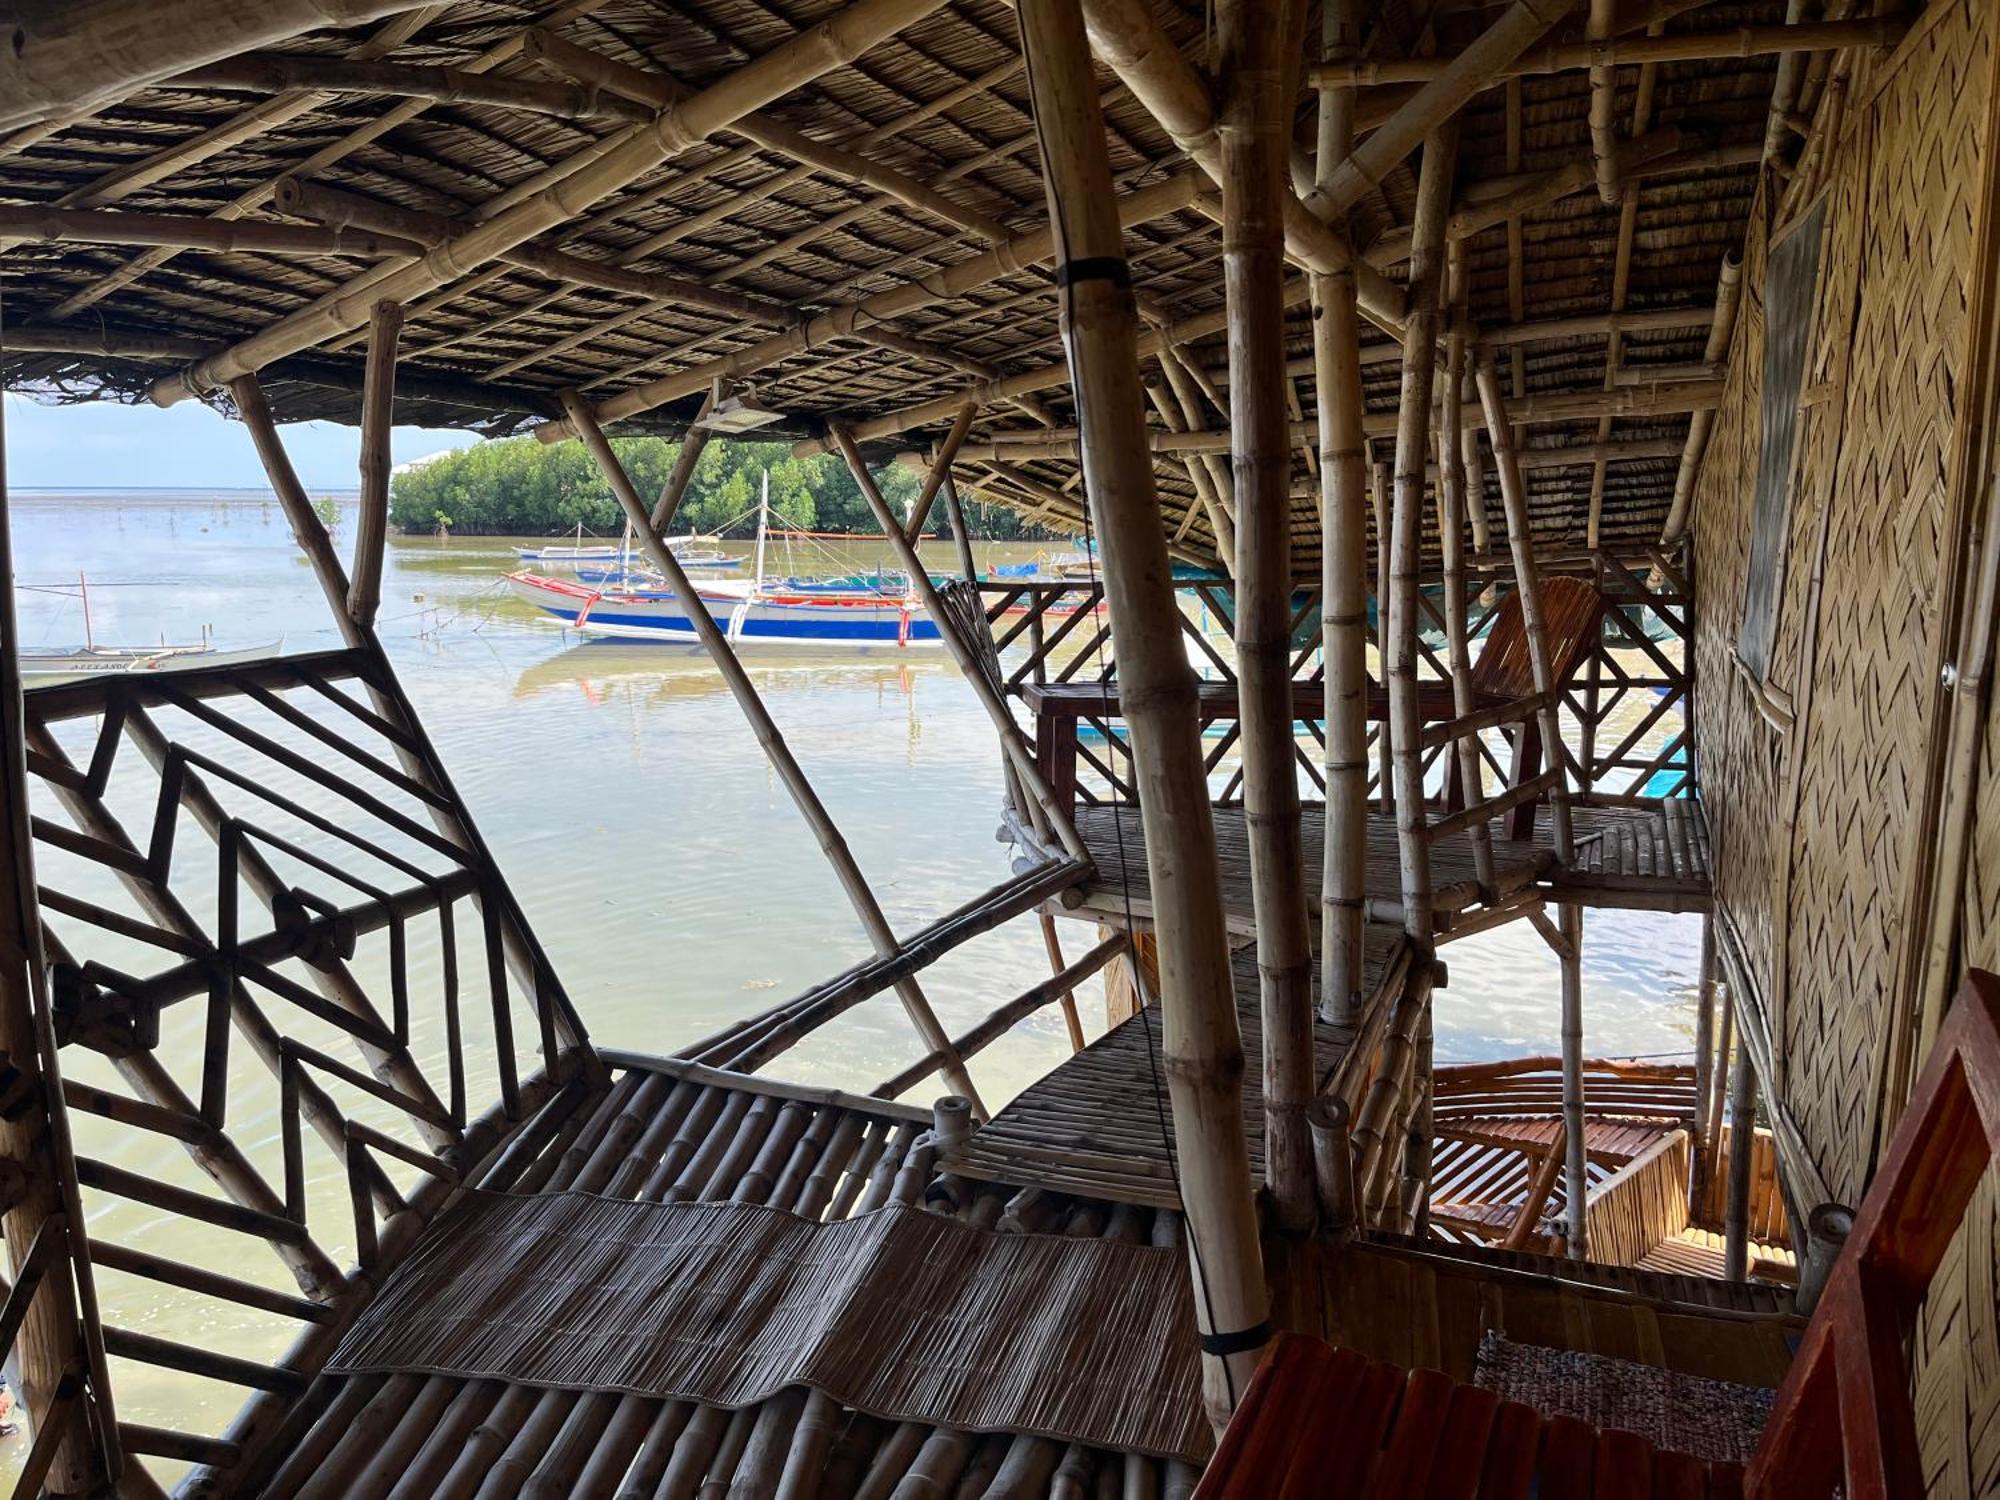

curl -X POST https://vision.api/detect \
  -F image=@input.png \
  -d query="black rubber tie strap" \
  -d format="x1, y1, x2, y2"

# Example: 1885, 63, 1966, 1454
1199, 1320, 1272, 1357
1054, 256, 1131, 290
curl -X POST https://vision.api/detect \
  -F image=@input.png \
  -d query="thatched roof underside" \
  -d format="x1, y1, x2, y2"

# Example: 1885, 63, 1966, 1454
1, 0, 1866, 563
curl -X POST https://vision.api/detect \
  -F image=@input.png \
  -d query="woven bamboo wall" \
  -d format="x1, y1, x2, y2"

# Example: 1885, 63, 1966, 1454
1692, 2, 1997, 1493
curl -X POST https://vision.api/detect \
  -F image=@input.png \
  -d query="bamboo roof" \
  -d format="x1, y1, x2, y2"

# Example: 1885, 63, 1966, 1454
0, 0, 1879, 562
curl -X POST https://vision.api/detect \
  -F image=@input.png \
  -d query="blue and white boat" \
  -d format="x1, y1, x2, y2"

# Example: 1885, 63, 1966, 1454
507, 572, 942, 649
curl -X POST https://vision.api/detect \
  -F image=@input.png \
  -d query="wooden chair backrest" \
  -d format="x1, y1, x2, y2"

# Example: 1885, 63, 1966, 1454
1748, 969, 2000, 1498
1471, 575, 1604, 700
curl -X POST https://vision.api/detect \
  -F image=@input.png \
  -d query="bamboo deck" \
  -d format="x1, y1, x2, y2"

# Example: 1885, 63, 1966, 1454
1067, 801, 1712, 933
247, 1060, 1209, 1500
941, 929, 1406, 1209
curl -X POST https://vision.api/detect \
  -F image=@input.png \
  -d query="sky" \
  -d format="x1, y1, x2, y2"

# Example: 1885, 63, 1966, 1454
2, 390, 481, 491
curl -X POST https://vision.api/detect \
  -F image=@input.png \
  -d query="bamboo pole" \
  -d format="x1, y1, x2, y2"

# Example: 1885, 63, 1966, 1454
564, 396, 984, 1114
905, 402, 978, 544
1586, 0, 1623, 204
1309, 17, 1905, 86
1686, 917, 1719, 1212
1074, 0, 1403, 329
1660, 252, 1744, 545
1437, 258, 1497, 902
1386, 126, 1457, 942
652, 385, 719, 533
148, 0, 954, 405
1372, 460, 1392, 812
348, 300, 401, 629
0, 0, 434, 133
1303, 0, 1576, 225
1721, 1034, 1758, 1280
0, 205, 425, 257
1217, 0, 1313, 1234
830, 426, 1088, 863
1313, 0, 1369, 1031
173, 51, 654, 121
943, 474, 979, 582
0, 392, 115, 1494
1018, 0, 1268, 1423
1557, 906, 1588, 1259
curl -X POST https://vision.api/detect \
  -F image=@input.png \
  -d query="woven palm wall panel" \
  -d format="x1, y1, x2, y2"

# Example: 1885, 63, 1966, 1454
1697, 2, 1998, 1492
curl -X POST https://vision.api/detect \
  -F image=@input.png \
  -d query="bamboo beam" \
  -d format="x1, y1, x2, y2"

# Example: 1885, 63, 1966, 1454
830, 425, 1089, 865
0, 0, 433, 132
562, 392, 985, 1116
348, 300, 401, 630
0, 204, 424, 257
1019, 0, 1268, 1423
905, 403, 977, 543
173, 51, 654, 121
1660, 253, 1744, 545
1304, 0, 1576, 225
950, 382, 1723, 461
541, 171, 1201, 442
1310, 16, 1906, 85
1075, 0, 1403, 330
147, 0, 954, 405
1587, 0, 1623, 204
1218, 0, 1313, 1232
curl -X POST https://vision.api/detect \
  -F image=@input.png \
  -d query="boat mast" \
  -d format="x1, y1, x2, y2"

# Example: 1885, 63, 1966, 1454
754, 467, 769, 592
79, 569, 93, 650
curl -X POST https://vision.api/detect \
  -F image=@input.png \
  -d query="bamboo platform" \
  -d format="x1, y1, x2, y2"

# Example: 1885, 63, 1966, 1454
940, 930, 1406, 1209
1066, 801, 1711, 936
244, 1057, 1210, 1500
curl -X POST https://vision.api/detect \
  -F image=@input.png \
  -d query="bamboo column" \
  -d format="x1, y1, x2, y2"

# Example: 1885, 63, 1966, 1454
0, 392, 116, 1495
651, 384, 719, 533
1722, 1034, 1759, 1281
1473, 349, 1587, 1257
1018, 0, 1269, 1423
1437, 256, 1497, 901
1312, 0, 1370, 1029
942, 474, 979, 581
1218, 0, 1313, 1232
1386, 125, 1458, 941
565, 396, 985, 1113
1686, 918, 1719, 1212
830, 426, 1088, 864
904, 402, 978, 545
348, 299, 401, 629
1372, 460, 1393, 811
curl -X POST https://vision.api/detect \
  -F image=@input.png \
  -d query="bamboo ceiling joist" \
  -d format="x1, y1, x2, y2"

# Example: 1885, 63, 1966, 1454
542, 170, 1202, 442
0, 0, 436, 133
173, 51, 655, 123
144, 0, 957, 407
1308, 16, 1906, 88
0, 205, 423, 261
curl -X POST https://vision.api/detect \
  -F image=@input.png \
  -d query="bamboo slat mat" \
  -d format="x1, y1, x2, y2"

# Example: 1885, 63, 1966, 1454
1070, 802, 1708, 931
942, 929, 1403, 1208
327, 1192, 1209, 1463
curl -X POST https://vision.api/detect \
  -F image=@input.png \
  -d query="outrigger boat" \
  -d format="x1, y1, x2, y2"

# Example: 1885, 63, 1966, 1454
14, 574, 279, 684
517, 527, 743, 570
509, 471, 942, 648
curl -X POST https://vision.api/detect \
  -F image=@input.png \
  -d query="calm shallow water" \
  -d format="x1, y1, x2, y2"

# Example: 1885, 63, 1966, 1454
2, 490, 1702, 1467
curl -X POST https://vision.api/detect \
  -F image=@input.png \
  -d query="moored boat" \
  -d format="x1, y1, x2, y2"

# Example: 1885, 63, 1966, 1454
507, 570, 942, 649
19, 639, 282, 685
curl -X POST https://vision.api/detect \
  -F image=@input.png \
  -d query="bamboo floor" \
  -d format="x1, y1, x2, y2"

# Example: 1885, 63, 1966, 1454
249, 1061, 1210, 1500
940, 929, 1405, 1210
1067, 800, 1712, 932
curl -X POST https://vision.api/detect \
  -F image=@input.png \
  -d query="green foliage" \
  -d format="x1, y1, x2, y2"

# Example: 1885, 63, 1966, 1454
313, 494, 341, 534
388, 434, 1060, 539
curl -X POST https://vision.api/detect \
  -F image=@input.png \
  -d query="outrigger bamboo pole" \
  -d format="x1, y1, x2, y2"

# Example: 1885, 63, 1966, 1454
562, 394, 985, 1114
1313, 0, 1369, 1031
1217, 0, 1313, 1233
148, 0, 953, 405
0, 0, 434, 132
830, 425, 1088, 864
1387, 127, 1457, 943
348, 299, 401, 630
1017, 0, 1268, 1422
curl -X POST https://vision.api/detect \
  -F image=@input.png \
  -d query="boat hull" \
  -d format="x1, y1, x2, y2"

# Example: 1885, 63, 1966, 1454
508, 572, 944, 649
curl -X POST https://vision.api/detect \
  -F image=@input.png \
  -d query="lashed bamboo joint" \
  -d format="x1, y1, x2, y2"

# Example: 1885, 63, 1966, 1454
5, 0, 1998, 1493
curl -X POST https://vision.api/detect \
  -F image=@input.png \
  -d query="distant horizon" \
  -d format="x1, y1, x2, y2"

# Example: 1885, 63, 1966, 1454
3, 391, 479, 489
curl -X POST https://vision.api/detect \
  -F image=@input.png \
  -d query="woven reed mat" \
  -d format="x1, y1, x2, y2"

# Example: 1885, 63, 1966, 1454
327, 1191, 1209, 1461
1471, 1331, 1774, 1464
